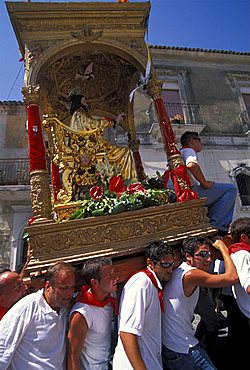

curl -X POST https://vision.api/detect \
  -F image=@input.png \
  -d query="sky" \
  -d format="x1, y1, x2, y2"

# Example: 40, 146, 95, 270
0, 0, 249, 101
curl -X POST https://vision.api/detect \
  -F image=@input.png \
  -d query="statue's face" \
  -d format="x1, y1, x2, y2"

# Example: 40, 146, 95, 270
81, 154, 91, 167
81, 96, 88, 107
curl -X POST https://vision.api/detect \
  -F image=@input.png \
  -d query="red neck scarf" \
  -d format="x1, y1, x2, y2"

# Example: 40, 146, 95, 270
131, 268, 164, 312
228, 242, 250, 255
0, 306, 8, 320
77, 286, 118, 315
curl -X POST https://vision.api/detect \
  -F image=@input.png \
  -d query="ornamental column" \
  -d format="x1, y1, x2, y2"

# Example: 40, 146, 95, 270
147, 79, 198, 202
22, 85, 53, 220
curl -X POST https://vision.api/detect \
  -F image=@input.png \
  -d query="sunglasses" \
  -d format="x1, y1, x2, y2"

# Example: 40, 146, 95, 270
156, 261, 175, 269
194, 251, 211, 259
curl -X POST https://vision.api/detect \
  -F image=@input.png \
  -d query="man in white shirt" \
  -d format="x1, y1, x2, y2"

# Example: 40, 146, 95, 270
113, 240, 174, 370
162, 236, 238, 370
67, 257, 119, 370
180, 131, 236, 234
0, 261, 75, 370
227, 217, 250, 369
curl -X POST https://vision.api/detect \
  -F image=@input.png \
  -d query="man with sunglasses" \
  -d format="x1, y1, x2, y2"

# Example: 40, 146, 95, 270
113, 240, 174, 370
162, 236, 238, 370
180, 131, 236, 234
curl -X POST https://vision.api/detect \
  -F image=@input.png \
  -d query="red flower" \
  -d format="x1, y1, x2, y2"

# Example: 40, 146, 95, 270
127, 182, 145, 194
109, 176, 126, 194
89, 186, 104, 200
28, 217, 36, 226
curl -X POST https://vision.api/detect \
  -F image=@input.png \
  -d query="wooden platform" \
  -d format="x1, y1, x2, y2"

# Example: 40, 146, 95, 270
24, 198, 216, 285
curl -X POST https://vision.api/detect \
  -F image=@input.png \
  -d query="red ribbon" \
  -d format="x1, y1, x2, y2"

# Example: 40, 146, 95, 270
130, 269, 164, 312
170, 164, 198, 202
0, 306, 8, 320
228, 242, 250, 255
77, 286, 118, 315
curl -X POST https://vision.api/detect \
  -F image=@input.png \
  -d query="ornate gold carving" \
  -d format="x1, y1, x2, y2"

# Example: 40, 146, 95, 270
41, 52, 137, 123
175, 176, 190, 190
71, 25, 103, 42
43, 116, 135, 202
147, 79, 163, 99
27, 43, 44, 65
111, 37, 147, 55
25, 199, 215, 267
30, 170, 52, 219
22, 85, 41, 106
168, 154, 184, 170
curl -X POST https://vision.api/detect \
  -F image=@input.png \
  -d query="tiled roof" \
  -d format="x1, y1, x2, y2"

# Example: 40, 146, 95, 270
0, 101, 23, 105
150, 45, 250, 56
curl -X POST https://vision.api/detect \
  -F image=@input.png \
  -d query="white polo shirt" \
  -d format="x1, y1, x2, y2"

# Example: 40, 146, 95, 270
0, 289, 68, 370
70, 301, 113, 369
231, 250, 250, 318
113, 269, 162, 370
180, 147, 199, 186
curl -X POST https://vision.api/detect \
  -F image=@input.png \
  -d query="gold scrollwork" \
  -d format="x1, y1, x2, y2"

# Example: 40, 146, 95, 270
22, 85, 41, 106
30, 170, 53, 219
147, 79, 163, 99
168, 154, 184, 170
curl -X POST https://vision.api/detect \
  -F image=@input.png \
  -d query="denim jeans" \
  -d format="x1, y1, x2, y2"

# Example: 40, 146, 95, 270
193, 182, 236, 232
162, 344, 217, 370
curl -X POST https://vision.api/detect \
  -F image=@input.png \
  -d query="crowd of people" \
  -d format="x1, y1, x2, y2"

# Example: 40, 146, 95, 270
0, 217, 249, 369
0, 130, 249, 369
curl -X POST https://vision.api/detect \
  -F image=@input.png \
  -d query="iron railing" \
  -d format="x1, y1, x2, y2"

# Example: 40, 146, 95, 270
165, 102, 203, 125
239, 107, 250, 134
0, 159, 30, 185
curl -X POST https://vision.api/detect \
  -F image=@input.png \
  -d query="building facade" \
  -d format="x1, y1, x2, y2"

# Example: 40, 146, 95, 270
1, 46, 250, 270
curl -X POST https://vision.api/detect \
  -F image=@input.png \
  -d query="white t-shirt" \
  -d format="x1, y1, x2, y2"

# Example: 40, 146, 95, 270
180, 147, 199, 186
162, 262, 199, 354
113, 269, 162, 370
231, 250, 250, 318
0, 289, 68, 370
70, 302, 113, 369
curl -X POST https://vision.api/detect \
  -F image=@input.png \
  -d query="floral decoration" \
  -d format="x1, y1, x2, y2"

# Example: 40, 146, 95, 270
89, 186, 104, 200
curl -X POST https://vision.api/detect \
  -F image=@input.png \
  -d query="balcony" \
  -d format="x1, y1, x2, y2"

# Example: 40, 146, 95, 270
0, 159, 30, 185
239, 107, 250, 135
165, 102, 203, 125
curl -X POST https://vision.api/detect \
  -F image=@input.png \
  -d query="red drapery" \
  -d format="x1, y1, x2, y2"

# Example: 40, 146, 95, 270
27, 104, 47, 172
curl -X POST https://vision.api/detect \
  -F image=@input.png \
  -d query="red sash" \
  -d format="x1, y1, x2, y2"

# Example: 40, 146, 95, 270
0, 306, 8, 320
77, 286, 118, 315
228, 242, 250, 255
131, 269, 164, 312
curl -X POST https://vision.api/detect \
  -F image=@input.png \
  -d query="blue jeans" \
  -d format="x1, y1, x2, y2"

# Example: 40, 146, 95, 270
162, 344, 217, 370
193, 182, 236, 231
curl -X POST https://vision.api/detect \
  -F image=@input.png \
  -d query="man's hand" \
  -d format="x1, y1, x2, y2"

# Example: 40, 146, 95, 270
212, 239, 228, 253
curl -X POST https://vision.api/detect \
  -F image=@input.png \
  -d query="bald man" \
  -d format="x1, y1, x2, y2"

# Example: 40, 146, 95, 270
0, 271, 28, 319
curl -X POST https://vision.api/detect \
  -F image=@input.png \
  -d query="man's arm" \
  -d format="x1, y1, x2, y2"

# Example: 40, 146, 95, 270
120, 332, 147, 370
187, 162, 214, 189
183, 240, 238, 297
67, 312, 88, 370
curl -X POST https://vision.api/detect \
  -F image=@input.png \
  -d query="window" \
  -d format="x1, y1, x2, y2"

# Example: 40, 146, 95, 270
162, 81, 185, 123
226, 72, 250, 133
231, 164, 250, 207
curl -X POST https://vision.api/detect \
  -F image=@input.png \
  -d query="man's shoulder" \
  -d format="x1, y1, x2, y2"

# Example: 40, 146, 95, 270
0, 290, 42, 324
180, 147, 196, 155
125, 271, 152, 290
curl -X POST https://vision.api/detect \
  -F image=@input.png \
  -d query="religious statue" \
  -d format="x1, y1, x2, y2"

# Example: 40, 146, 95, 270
43, 87, 136, 203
